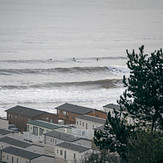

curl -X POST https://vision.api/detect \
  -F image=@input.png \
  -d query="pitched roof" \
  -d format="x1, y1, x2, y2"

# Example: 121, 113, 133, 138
55, 103, 94, 114
0, 136, 32, 148
77, 115, 106, 124
0, 129, 12, 136
5, 105, 45, 117
2, 146, 41, 160
27, 120, 62, 130
56, 142, 91, 152
103, 103, 120, 110
45, 130, 79, 142
76, 137, 91, 142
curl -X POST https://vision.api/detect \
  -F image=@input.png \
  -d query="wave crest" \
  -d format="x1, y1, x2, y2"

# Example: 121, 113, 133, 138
0, 79, 122, 90
0, 66, 128, 75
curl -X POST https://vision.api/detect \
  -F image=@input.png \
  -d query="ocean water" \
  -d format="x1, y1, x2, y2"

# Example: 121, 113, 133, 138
0, 58, 128, 116
0, 0, 163, 117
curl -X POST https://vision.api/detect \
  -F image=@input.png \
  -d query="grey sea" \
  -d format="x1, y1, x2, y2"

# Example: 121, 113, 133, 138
0, 0, 163, 117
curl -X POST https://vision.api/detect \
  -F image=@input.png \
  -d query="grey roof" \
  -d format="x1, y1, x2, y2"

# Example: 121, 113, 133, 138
55, 103, 94, 114
77, 115, 106, 124
103, 103, 120, 110
2, 146, 41, 160
76, 137, 91, 142
0, 136, 32, 148
56, 141, 91, 152
45, 130, 79, 142
0, 129, 12, 135
6, 105, 45, 117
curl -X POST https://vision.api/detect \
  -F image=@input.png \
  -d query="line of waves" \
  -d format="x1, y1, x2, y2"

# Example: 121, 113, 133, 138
0, 79, 122, 90
0, 56, 127, 63
0, 66, 128, 75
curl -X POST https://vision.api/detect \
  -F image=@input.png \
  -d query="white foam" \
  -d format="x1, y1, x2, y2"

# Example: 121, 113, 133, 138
0, 87, 125, 116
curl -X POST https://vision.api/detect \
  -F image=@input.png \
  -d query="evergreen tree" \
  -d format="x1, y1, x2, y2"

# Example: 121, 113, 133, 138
118, 45, 163, 131
93, 46, 163, 163
127, 130, 163, 163
94, 110, 135, 163
82, 149, 120, 163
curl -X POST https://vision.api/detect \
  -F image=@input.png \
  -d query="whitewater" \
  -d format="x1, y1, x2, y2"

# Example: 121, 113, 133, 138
0, 57, 128, 116
0, 0, 163, 117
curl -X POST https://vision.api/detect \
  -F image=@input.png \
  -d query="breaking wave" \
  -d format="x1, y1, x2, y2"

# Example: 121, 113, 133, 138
0, 66, 128, 75
0, 79, 122, 90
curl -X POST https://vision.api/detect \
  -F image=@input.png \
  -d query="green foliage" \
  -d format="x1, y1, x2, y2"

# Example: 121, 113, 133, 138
118, 45, 163, 131
93, 46, 163, 163
94, 110, 135, 163
83, 150, 120, 163
127, 130, 163, 163
94, 111, 163, 163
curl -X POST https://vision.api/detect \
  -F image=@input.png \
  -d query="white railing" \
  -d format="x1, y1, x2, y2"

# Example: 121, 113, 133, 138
23, 132, 43, 143
72, 128, 94, 139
